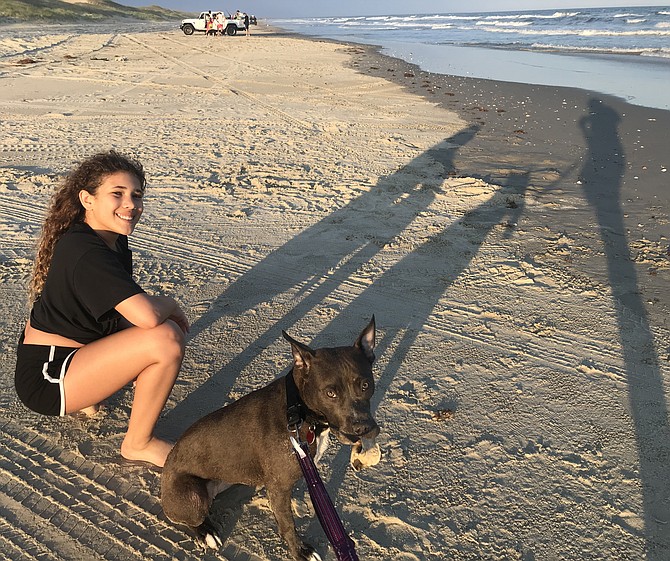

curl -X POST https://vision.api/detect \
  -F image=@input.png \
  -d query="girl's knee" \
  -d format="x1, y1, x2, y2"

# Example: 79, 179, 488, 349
165, 319, 186, 345
149, 321, 186, 360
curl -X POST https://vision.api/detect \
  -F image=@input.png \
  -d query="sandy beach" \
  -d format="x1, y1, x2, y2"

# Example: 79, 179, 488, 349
1, 23, 669, 561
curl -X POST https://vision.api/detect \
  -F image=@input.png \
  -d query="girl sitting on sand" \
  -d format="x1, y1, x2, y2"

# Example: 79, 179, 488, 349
14, 150, 189, 468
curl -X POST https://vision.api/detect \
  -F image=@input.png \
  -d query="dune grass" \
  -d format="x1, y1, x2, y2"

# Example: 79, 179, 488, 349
0, 0, 187, 22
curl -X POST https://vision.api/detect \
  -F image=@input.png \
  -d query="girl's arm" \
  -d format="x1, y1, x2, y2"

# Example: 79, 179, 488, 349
115, 293, 190, 334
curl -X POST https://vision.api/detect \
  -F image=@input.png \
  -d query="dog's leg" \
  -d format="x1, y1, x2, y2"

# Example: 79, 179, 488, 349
267, 484, 322, 561
195, 516, 224, 549
162, 473, 212, 530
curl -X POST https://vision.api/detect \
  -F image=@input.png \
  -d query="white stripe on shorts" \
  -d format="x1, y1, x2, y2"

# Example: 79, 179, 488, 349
42, 346, 77, 416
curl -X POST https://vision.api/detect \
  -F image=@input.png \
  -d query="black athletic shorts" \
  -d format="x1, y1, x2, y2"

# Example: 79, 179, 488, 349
14, 333, 79, 416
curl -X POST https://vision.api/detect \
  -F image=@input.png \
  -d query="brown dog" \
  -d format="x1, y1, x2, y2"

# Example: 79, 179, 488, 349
161, 318, 381, 560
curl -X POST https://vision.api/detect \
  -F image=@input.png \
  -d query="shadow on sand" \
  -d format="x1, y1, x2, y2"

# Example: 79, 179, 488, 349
160, 125, 485, 433
578, 98, 669, 559
162, 100, 668, 558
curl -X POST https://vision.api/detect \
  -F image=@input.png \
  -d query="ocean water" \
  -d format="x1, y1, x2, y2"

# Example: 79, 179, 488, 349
271, 6, 670, 110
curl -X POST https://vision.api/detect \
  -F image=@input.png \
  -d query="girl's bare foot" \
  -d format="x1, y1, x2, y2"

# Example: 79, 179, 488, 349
70, 404, 101, 419
120, 436, 173, 468
79, 404, 100, 417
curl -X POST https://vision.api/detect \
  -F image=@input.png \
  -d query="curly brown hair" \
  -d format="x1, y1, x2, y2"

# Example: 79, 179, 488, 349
29, 150, 146, 303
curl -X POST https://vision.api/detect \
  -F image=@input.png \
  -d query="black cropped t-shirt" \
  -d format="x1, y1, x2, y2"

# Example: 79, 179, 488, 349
30, 223, 145, 344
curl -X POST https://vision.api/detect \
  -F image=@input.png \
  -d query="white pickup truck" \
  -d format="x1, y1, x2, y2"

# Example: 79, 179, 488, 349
179, 11, 246, 36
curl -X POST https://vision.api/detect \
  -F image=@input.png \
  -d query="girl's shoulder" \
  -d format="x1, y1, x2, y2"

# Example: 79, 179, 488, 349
54, 225, 133, 275
56, 223, 128, 260
58, 223, 104, 250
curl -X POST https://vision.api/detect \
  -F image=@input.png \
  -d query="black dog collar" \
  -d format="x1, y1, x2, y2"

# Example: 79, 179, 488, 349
285, 371, 329, 442
285, 370, 305, 431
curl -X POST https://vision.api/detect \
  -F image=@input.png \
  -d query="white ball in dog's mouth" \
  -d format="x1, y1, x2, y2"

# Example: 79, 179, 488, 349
350, 437, 381, 471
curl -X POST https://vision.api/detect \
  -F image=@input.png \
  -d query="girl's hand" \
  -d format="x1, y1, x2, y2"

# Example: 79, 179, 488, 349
169, 307, 190, 335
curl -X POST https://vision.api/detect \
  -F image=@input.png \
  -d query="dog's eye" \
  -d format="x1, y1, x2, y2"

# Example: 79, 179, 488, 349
361, 381, 369, 391
326, 389, 337, 398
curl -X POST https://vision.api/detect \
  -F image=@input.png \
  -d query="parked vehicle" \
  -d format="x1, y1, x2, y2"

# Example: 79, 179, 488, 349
179, 11, 246, 36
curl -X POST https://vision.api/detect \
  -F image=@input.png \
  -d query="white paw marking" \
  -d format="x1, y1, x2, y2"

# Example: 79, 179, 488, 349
204, 532, 222, 549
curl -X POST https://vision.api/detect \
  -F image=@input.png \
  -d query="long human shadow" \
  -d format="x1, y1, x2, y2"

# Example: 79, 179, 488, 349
159, 122, 529, 552
297, 171, 528, 541
579, 98, 669, 557
321, 170, 529, 400
160, 126, 481, 435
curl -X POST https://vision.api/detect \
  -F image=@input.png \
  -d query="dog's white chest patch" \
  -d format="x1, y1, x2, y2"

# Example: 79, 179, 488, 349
313, 429, 330, 465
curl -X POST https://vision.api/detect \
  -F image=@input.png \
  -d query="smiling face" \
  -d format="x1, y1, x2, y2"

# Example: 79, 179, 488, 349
79, 171, 144, 247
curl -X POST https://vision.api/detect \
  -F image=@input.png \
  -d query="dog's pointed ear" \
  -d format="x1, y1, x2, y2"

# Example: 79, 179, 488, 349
282, 330, 315, 371
354, 315, 376, 364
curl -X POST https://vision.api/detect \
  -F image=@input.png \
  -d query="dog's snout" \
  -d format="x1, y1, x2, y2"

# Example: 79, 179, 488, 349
345, 399, 379, 439
351, 418, 379, 438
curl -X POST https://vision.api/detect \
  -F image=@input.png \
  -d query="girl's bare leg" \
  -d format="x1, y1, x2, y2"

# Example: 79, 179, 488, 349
63, 321, 185, 467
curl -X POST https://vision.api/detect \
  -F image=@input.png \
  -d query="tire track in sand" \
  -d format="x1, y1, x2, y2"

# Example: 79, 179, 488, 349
0, 419, 264, 561
0, 191, 629, 381
122, 34, 316, 133
0, 193, 253, 275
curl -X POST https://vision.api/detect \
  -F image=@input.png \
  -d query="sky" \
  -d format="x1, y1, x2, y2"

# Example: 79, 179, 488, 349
123, 1, 669, 18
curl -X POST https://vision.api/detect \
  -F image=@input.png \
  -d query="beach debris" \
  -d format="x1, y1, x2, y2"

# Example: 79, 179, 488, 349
14, 58, 38, 65
404, 71, 414, 78
432, 409, 454, 421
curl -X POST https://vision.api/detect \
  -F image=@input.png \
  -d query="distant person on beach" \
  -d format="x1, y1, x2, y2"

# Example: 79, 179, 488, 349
14, 150, 189, 468
244, 13, 250, 36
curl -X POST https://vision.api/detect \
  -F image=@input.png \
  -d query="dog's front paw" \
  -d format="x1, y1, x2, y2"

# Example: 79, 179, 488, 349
298, 542, 323, 561
195, 517, 224, 550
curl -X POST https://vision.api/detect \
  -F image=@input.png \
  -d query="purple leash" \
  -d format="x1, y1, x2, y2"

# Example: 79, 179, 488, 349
290, 435, 360, 561
285, 370, 360, 560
